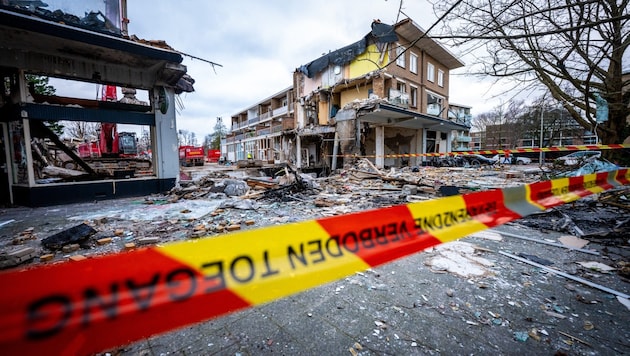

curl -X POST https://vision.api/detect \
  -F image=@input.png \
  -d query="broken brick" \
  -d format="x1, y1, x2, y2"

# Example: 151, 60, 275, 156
62, 244, 80, 253
97, 237, 113, 245
137, 237, 160, 245
19, 227, 35, 236
226, 224, 241, 231
69, 255, 87, 262
190, 231, 205, 238
12, 234, 35, 244
39, 254, 55, 262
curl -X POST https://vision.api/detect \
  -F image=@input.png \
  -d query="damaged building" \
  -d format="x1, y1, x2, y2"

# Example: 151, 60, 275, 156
226, 18, 472, 174
0, 1, 196, 206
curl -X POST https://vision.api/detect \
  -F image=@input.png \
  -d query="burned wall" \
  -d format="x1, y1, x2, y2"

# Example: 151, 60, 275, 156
335, 109, 358, 155
363, 126, 416, 167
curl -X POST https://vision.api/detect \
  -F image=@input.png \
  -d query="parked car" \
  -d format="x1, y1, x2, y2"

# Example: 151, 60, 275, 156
491, 154, 532, 165
462, 154, 497, 167
554, 151, 601, 165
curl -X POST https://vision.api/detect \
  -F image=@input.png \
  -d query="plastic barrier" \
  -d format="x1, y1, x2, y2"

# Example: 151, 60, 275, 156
334, 143, 630, 158
1, 169, 629, 355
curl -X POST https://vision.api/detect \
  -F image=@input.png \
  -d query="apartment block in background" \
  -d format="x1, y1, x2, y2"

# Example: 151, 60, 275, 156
228, 18, 472, 174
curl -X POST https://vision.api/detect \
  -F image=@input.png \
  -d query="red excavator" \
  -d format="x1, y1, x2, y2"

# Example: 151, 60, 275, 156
68, 86, 152, 177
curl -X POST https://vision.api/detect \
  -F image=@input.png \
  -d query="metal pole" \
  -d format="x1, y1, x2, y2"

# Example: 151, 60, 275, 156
539, 106, 544, 166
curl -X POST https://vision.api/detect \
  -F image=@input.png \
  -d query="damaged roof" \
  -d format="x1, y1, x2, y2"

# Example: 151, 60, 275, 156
297, 21, 399, 78
297, 18, 464, 78
0, 8, 194, 92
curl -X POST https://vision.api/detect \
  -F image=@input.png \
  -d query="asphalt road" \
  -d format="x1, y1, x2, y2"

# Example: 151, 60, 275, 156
1, 190, 628, 355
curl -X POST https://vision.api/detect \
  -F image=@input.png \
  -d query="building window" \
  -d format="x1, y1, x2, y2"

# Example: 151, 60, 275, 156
397, 82, 406, 94
396, 44, 405, 68
437, 69, 444, 87
427, 63, 435, 82
410, 86, 417, 107
410, 53, 418, 74
427, 92, 443, 116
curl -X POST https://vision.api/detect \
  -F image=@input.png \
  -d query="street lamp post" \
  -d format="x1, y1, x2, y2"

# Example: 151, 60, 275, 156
539, 106, 544, 166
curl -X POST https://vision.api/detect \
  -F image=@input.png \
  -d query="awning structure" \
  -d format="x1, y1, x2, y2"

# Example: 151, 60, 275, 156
357, 103, 470, 131
0, 9, 190, 91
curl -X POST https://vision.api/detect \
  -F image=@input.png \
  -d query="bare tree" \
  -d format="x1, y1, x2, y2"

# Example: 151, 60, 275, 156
178, 129, 198, 146
432, 0, 629, 144
473, 100, 528, 148
64, 121, 99, 141
178, 129, 188, 146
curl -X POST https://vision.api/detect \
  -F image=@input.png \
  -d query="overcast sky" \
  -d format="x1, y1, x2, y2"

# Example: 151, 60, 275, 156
52, 1, 629, 142
120, 0, 507, 141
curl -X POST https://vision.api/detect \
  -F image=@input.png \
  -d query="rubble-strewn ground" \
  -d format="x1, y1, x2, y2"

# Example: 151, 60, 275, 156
1, 162, 629, 355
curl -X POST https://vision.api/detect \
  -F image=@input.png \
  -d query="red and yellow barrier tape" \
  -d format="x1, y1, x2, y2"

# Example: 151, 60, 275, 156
1, 169, 629, 355
335, 143, 630, 158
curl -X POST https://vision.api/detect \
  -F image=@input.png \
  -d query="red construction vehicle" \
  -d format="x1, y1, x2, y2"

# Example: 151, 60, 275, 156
206, 149, 221, 163
77, 128, 139, 159
63, 86, 152, 177
179, 145, 205, 166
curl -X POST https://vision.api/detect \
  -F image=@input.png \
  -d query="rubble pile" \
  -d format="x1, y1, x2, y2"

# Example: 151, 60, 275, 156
1, 160, 629, 355
519, 187, 630, 240
0, 160, 626, 271
0, 160, 561, 269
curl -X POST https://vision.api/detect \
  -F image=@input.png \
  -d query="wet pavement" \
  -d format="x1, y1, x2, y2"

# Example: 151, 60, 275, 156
1, 166, 629, 355
121, 224, 629, 355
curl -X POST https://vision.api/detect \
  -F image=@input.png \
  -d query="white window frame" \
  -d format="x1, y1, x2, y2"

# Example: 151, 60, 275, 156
396, 44, 406, 68
409, 52, 418, 74
427, 62, 435, 82
426, 91, 444, 116
437, 69, 444, 87
409, 84, 418, 107
397, 82, 406, 94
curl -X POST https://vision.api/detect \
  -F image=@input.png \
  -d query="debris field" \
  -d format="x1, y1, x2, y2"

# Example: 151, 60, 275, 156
1, 160, 629, 355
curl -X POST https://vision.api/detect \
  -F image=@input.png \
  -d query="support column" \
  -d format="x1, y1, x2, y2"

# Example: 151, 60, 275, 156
416, 129, 424, 165
153, 87, 179, 181
331, 131, 339, 171
296, 135, 302, 167
446, 131, 452, 152
375, 126, 384, 168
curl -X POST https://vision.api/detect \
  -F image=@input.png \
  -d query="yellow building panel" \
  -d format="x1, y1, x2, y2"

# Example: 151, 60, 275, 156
340, 85, 371, 107
348, 44, 388, 78
318, 101, 328, 125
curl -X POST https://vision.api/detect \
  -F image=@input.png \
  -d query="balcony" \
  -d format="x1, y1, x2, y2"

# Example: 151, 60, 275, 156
257, 127, 271, 135
449, 114, 472, 126
272, 124, 283, 133
247, 116, 260, 126
455, 135, 472, 143
273, 105, 288, 117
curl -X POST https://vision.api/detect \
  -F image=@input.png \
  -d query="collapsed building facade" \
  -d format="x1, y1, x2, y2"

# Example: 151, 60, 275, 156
225, 18, 472, 174
0, 1, 195, 206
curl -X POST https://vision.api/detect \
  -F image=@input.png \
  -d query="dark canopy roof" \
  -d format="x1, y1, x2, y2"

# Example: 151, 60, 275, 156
297, 21, 398, 78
